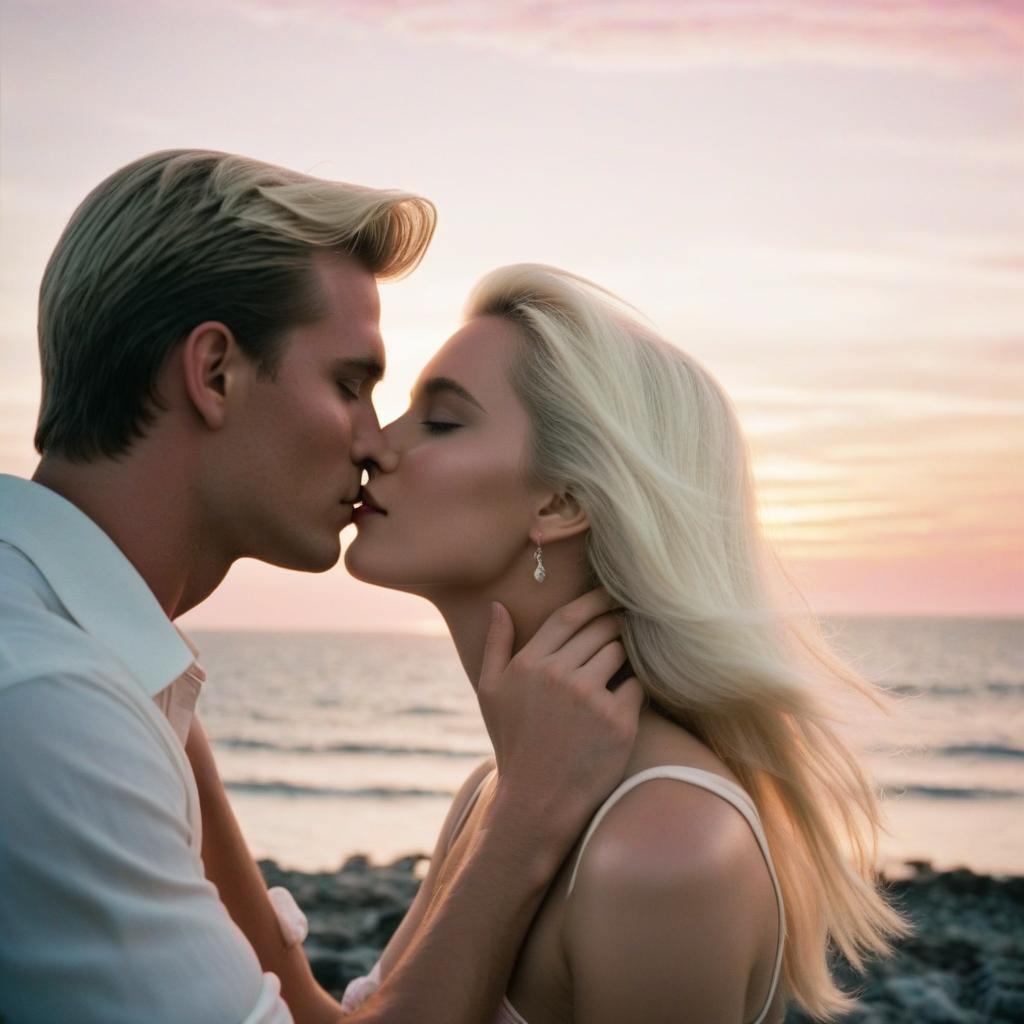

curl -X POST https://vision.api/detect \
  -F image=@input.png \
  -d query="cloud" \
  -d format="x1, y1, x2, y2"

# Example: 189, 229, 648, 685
226, 0, 1024, 71
738, 378, 1024, 559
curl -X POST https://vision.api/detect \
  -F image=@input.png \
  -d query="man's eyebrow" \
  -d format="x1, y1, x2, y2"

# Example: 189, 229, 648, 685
416, 376, 486, 413
331, 357, 385, 381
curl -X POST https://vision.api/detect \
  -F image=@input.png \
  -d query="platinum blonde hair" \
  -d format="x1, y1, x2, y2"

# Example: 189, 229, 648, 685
466, 263, 908, 1020
36, 149, 436, 460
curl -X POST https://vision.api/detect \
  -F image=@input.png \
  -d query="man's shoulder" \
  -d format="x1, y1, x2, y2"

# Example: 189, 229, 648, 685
0, 540, 190, 791
0, 611, 133, 701
0, 537, 55, 596
0, 549, 180, 780
0, 652, 183, 779
0, 641, 198, 850
0, 540, 126, 686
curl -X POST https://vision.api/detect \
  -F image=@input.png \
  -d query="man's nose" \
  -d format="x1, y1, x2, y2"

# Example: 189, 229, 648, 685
351, 405, 399, 474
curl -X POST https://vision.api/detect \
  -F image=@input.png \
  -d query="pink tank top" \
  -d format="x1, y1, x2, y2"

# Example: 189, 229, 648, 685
341, 765, 786, 1024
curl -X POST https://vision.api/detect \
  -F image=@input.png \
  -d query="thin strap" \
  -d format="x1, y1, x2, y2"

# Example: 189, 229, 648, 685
565, 765, 786, 1024
445, 769, 495, 856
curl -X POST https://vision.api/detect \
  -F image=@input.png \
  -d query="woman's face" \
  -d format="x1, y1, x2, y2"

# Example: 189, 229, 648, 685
344, 315, 545, 596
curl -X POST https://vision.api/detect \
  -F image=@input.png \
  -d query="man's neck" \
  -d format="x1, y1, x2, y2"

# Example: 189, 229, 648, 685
32, 453, 231, 620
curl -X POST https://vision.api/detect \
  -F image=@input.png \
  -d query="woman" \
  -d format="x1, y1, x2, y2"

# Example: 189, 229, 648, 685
340, 264, 907, 1022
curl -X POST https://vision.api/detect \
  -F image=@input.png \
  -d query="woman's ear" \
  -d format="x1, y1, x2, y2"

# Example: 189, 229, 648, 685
532, 490, 589, 544
180, 321, 243, 430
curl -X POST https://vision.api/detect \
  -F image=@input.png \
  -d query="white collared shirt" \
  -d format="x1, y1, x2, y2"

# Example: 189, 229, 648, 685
0, 474, 293, 1024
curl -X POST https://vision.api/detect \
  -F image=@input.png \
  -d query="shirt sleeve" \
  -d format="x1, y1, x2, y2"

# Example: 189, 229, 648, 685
0, 670, 294, 1024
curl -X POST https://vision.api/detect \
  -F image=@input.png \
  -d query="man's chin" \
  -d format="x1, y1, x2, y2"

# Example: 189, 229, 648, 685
264, 539, 342, 574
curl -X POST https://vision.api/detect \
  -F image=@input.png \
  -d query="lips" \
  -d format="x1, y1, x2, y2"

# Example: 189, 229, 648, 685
357, 485, 387, 515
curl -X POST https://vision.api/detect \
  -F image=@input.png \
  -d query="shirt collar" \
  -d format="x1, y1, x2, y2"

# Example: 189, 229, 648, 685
0, 473, 195, 697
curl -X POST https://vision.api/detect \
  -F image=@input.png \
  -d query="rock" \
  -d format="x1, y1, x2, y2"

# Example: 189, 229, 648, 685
880, 973, 967, 1021
388, 853, 429, 873
308, 946, 379, 992
965, 957, 1024, 1022
257, 857, 1024, 1017
341, 854, 372, 872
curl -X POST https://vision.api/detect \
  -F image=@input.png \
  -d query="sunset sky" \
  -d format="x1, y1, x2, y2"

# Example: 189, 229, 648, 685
1, 0, 1021, 630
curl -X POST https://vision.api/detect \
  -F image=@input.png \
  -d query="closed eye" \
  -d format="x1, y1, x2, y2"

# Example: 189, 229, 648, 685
421, 421, 461, 434
338, 380, 364, 400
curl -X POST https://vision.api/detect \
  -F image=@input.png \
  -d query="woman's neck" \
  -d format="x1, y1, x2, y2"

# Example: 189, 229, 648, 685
431, 573, 690, 781
429, 539, 594, 690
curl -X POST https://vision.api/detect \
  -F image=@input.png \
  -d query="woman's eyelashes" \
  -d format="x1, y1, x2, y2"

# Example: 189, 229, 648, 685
421, 420, 461, 434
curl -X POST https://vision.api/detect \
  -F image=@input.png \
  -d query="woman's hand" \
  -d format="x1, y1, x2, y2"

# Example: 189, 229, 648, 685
477, 588, 644, 869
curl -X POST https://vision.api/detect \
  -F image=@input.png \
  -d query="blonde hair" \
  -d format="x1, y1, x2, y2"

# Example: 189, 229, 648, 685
466, 264, 908, 1020
36, 149, 436, 460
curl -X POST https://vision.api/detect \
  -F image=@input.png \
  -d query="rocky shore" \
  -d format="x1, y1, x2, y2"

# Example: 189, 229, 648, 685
261, 857, 1024, 1023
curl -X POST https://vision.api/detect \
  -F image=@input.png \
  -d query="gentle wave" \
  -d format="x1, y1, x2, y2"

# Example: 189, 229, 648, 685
218, 737, 489, 759
232, 780, 1024, 802
886, 680, 1024, 698
225, 780, 456, 799
937, 743, 1024, 761
881, 783, 1024, 801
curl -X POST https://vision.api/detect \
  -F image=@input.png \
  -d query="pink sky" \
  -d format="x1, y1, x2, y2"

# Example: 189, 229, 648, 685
224, 0, 1024, 69
1, 0, 1021, 628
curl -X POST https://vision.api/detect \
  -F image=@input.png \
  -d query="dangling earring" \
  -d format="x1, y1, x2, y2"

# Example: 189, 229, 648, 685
533, 544, 546, 583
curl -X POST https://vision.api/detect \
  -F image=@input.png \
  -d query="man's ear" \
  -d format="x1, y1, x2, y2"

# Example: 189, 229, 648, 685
531, 490, 590, 544
180, 321, 243, 430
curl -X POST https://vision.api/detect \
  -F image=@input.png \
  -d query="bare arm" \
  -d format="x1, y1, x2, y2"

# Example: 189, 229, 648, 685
185, 717, 342, 1024
189, 590, 644, 1024
375, 757, 496, 979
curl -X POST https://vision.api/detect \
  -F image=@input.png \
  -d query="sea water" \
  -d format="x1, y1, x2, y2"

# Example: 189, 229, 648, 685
193, 617, 1023, 875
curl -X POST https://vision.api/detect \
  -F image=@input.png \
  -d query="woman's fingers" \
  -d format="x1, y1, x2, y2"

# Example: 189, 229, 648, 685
522, 588, 620, 659
478, 601, 515, 693
548, 612, 623, 676
578, 639, 628, 689
611, 675, 645, 713
476, 590, 643, 852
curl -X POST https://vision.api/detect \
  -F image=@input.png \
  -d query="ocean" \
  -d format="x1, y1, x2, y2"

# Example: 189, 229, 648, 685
193, 617, 1023, 876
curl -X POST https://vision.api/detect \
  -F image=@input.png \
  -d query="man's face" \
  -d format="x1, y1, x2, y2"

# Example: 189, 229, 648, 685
205, 252, 392, 572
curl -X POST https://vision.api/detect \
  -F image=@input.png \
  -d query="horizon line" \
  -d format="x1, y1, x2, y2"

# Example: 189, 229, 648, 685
185, 612, 1024, 636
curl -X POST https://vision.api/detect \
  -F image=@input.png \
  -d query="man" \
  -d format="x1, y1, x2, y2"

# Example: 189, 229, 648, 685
0, 150, 643, 1023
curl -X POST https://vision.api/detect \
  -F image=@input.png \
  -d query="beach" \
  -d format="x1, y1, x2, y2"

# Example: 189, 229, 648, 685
262, 856, 1024, 1023
211, 619, 1023, 1020
195, 618, 1023, 1021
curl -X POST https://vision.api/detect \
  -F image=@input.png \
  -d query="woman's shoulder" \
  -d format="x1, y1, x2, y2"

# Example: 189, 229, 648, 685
563, 709, 774, 932
569, 767, 763, 896
459, 754, 498, 796
559, 762, 775, 1022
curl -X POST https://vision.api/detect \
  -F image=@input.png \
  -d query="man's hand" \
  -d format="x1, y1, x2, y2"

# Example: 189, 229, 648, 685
476, 589, 644, 863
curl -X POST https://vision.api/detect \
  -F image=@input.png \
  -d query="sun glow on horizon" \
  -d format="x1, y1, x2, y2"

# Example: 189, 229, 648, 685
2, 0, 1021, 623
